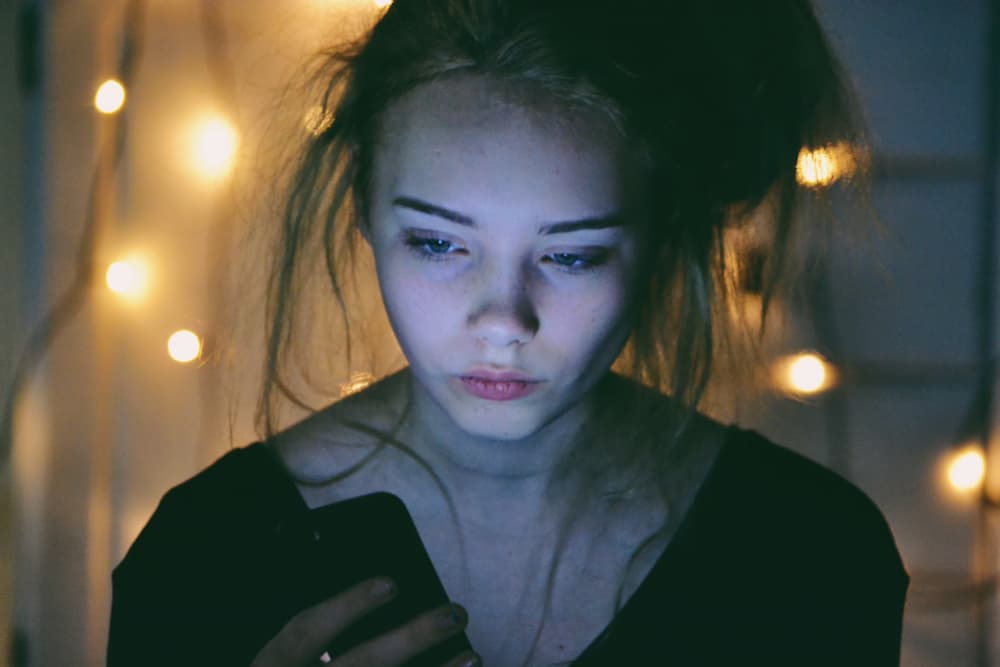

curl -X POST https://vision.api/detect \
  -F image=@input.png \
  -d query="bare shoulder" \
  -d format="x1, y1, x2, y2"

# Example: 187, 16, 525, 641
269, 370, 410, 488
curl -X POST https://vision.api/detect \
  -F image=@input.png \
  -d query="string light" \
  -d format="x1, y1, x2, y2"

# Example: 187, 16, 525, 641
167, 330, 202, 364
190, 115, 239, 181
795, 142, 859, 187
105, 258, 148, 300
94, 79, 126, 114
775, 352, 834, 395
946, 446, 986, 493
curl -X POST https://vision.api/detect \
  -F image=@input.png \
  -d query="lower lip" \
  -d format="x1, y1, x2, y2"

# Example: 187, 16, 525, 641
460, 377, 540, 401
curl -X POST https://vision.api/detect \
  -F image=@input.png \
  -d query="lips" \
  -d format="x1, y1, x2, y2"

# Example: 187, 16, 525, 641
462, 368, 539, 383
458, 368, 542, 401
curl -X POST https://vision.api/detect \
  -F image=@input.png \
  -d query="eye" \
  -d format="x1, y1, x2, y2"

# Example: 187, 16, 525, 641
417, 238, 452, 254
403, 234, 463, 260
543, 250, 610, 273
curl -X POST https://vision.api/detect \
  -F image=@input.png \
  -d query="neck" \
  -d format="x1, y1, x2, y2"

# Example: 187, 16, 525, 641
390, 368, 599, 528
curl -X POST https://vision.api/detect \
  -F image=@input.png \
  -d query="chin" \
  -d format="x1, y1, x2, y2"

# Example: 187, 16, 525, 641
452, 412, 541, 443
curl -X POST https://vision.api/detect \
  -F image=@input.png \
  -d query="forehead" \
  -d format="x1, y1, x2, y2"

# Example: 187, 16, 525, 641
372, 76, 638, 225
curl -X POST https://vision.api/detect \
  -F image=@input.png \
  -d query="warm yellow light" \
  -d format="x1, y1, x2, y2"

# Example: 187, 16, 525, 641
797, 148, 835, 186
340, 371, 375, 397
105, 258, 148, 299
191, 116, 239, 180
796, 142, 859, 188
167, 330, 202, 364
95, 79, 126, 114
947, 447, 986, 493
373, 0, 393, 7
775, 352, 833, 395
303, 105, 334, 136
787, 354, 827, 393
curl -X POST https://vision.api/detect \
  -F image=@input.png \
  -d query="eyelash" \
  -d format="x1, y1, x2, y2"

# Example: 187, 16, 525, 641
405, 236, 458, 258
546, 252, 610, 272
402, 234, 609, 273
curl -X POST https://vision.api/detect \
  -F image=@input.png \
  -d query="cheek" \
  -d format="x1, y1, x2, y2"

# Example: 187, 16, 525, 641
377, 261, 461, 345
546, 276, 633, 346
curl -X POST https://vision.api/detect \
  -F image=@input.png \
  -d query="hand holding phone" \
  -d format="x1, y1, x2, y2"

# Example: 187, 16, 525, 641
253, 492, 479, 667
250, 576, 479, 666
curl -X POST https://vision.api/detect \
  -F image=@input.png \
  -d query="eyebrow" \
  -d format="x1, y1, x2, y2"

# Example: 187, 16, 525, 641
392, 196, 625, 235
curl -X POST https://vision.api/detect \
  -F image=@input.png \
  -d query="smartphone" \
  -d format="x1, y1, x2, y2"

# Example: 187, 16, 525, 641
304, 492, 474, 666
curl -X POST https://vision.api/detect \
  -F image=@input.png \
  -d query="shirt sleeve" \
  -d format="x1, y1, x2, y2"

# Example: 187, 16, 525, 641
811, 502, 909, 666
108, 488, 199, 665
107, 446, 310, 667
107, 486, 255, 667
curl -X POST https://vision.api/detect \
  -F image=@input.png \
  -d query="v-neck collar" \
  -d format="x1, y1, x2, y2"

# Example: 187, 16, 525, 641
251, 425, 737, 664
569, 428, 735, 663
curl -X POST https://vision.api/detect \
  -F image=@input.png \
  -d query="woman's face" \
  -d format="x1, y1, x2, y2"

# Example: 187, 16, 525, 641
365, 76, 644, 443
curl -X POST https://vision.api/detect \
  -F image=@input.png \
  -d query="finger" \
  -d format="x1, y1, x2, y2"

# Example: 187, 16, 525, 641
252, 577, 397, 667
332, 603, 468, 667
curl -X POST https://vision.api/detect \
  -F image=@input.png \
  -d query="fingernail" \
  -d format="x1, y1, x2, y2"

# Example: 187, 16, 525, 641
371, 578, 396, 598
438, 605, 467, 629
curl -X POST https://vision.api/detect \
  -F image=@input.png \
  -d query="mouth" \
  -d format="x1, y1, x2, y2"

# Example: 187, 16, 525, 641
458, 372, 542, 401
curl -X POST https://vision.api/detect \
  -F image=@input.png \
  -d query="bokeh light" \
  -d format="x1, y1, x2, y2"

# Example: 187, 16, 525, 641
947, 447, 986, 493
94, 79, 126, 114
796, 142, 859, 188
105, 258, 148, 300
190, 115, 239, 180
373, 0, 393, 7
776, 352, 834, 395
167, 330, 202, 364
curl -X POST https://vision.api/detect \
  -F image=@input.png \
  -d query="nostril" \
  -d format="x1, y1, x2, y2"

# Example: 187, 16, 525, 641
466, 279, 540, 348
474, 325, 531, 348
470, 310, 535, 348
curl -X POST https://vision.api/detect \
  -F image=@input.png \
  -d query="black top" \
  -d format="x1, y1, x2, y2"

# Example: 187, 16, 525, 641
108, 428, 908, 665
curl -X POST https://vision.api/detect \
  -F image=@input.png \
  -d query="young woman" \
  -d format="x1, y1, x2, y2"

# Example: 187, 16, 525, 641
108, 0, 908, 665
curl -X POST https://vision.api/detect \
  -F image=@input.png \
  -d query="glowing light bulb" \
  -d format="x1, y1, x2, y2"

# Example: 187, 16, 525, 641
373, 0, 393, 7
191, 115, 239, 180
947, 447, 986, 493
105, 258, 148, 300
95, 79, 126, 114
776, 352, 833, 395
167, 330, 202, 364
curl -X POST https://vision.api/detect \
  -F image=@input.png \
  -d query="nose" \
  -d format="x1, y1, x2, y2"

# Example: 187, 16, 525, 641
467, 271, 539, 348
